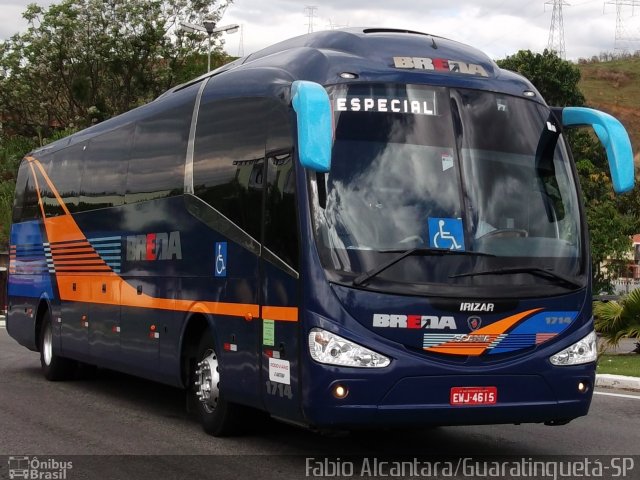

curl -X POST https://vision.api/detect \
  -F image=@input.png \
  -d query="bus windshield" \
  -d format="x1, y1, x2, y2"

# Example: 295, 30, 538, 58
309, 84, 585, 296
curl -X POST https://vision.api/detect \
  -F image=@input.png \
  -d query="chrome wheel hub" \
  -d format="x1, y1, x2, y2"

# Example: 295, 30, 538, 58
43, 324, 53, 366
195, 350, 220, 412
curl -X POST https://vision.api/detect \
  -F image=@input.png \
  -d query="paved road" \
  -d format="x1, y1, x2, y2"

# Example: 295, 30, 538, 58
0, 328, 638, 479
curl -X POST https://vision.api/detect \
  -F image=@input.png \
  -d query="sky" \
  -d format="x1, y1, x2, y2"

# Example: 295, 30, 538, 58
1, 0, 640, 61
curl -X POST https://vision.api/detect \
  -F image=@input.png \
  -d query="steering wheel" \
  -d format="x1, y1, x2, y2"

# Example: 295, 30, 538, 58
478, 228, 528, 239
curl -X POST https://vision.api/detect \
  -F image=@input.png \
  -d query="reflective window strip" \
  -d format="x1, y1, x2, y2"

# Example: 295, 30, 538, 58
184, 77, 211, 195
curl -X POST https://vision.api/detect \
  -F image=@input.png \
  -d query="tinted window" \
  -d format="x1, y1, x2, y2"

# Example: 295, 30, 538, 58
42, 143, 85, 215
264, 102, 298, 271
193, 97, 268, 240
12, 161, 34, 222
80, 126, 132, 211
36, 155, 61, 217
126, 84, 198, 204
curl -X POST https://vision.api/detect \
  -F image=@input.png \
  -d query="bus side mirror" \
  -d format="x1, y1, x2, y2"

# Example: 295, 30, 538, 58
561, 107, 634, 194
291, 80, 332, 173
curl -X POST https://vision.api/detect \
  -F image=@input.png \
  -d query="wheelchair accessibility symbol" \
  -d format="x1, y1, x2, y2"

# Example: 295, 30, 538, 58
215, 242, 227, 277
428, 217, 465, 251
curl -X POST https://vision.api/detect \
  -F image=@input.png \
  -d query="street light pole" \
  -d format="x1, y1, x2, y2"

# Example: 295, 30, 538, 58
179, 20, 240, 73
207, 33, 212, 72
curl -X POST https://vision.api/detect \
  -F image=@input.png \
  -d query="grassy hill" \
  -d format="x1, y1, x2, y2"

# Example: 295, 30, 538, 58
578, 57, 640, 162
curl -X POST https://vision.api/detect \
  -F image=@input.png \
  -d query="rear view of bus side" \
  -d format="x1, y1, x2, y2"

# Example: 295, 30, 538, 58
7, 29, 634, 436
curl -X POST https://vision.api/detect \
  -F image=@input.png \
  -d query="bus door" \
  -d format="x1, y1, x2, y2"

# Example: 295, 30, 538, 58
259, 104, 303, 420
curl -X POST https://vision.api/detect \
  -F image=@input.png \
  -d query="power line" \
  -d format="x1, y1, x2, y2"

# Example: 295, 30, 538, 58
604, 0, 640, 53
304, 6, 318, 34
545, 1, 570, 59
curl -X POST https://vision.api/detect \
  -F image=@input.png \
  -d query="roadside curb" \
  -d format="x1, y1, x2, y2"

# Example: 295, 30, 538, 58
596, 374, 640, 391
0, 320, 5, 328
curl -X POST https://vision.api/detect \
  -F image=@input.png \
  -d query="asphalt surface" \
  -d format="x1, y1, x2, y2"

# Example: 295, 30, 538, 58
0, 328, 639, 480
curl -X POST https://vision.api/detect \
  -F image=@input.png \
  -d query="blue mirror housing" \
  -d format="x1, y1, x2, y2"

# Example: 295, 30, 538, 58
291, 80, 332, 173
562, 107, 634, 194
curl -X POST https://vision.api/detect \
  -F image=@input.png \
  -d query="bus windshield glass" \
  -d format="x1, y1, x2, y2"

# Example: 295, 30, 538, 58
309, 84, 584, 296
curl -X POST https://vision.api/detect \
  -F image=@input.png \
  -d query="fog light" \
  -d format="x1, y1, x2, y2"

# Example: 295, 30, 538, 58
333, 384, 349, 399
578, 381, 589, 393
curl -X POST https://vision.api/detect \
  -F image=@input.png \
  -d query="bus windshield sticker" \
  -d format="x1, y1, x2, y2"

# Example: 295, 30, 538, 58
214, 242, 227, 277
442, 153, 454, 171
263, 319, 275, 346
335, 90, 437, 116
428, 217, 465, 251
268, 358, 291, 385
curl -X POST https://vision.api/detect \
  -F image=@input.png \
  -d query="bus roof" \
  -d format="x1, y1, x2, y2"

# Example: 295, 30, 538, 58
171, 27, 541, 101
32, 28, 542, 157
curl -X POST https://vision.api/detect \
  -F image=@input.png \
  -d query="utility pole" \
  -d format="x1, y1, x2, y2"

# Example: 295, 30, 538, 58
604, 0, 640, 54
305, 6, 318, 34
545, 1, 570, 59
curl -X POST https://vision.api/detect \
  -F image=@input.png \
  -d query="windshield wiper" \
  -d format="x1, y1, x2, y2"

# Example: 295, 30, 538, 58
449, 266, 582, 289
352, 248, 494, 287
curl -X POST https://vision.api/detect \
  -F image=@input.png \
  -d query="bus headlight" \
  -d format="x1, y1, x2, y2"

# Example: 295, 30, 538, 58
308, 328, 390, 368
549, 331, 598, 366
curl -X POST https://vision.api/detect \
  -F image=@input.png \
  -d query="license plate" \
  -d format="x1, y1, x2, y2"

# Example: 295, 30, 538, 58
450, 386, 497, 405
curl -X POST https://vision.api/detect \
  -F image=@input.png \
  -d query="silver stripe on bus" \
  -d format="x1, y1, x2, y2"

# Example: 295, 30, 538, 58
184, 77, 211, 195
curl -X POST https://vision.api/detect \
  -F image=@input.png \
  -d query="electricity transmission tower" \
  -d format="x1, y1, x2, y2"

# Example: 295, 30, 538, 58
305, 6, 318, 33
545, 1, 570, 59
605, 0, 640, 54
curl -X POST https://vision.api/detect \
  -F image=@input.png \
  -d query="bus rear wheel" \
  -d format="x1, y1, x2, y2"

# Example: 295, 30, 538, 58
193, 332, 244, 436
39, 310, 76, 381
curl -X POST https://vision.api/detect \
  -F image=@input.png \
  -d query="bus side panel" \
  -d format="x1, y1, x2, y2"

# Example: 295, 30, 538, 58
59, 279, 90, 360
178, 252, 263, 410
7, 220, 54, 351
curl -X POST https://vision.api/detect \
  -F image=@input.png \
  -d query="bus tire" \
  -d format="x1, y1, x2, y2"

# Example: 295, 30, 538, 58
194, 331, 244, 436
39, 310, 76, 381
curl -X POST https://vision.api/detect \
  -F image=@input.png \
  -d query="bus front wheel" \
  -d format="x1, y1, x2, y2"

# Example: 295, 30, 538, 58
194, 332, 244, 436
39, 310, 76, 381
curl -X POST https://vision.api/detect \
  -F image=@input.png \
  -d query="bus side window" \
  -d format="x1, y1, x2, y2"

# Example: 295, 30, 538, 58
193, 97, 268, 241
38, 145, 85, 217
79, 125, 132, 212
126, 83, 198, 205
12, 161, 31, 223
36, 154, 61, 217
264, 102, 298, 271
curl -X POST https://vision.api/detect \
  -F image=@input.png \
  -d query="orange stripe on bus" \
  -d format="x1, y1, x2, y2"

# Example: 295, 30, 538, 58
31, 158, 71, 216
28, 162, 47, 221
262, 305, 299, 322
51, 254, 101, 260
54, 259, 110, 266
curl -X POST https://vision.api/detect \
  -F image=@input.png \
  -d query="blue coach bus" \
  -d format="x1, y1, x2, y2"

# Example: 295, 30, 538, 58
7, 29, 634, 436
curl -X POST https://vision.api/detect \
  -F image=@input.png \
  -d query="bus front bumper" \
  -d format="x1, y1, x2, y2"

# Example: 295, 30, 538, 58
301, 368, 595, 429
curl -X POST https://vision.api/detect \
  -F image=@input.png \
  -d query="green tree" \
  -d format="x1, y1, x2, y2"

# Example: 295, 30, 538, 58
0, 0, 233, 136
594, 290, 640, 346
0, 0, 233, 249
497, 49, 585, 106
498, 50, 639, 293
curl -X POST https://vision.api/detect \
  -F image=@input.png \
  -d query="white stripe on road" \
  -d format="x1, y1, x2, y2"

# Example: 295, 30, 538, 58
594, 391, 640, 400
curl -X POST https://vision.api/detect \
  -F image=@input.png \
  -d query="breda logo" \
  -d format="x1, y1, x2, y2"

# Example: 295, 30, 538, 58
126, 231, 182, 261
373, 314, 457, 330
393, 57, 489, 77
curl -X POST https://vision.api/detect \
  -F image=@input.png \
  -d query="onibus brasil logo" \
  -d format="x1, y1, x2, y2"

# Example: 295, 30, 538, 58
8, 456, 73, 479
